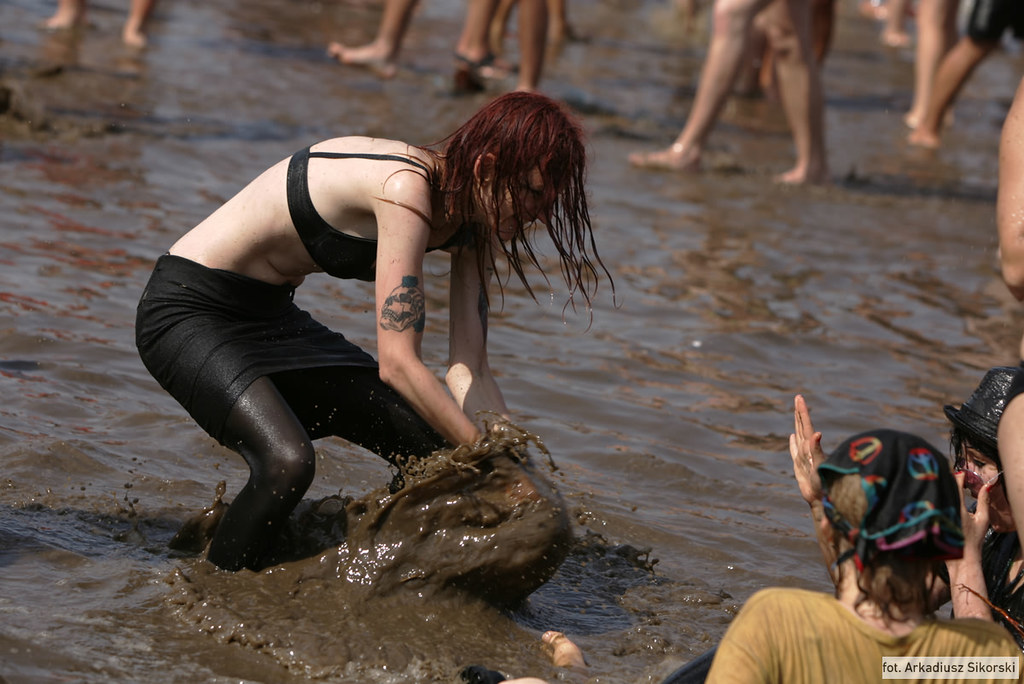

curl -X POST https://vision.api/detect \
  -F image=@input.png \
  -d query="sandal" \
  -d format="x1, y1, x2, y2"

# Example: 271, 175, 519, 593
453, 52, 514, 93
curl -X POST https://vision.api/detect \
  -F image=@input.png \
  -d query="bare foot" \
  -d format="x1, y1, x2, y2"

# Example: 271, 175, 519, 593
549, 19, 583, 44
628, 143, 701, 172
774, 164, 831, 185
903, 108, 923, 129
123, 27, 147, 48
907, 127, 940, 149
542, 631, 586, 668
858, 0, 887, 20
880, 29, 910, 48
42, 10, 84, 31
326, 41, 397, 79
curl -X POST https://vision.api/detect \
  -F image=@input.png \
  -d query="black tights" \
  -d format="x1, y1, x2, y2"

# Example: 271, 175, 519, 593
207, 366, 446, 571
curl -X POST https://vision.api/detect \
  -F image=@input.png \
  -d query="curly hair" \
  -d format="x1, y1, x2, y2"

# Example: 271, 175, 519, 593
825, 471, 941, 620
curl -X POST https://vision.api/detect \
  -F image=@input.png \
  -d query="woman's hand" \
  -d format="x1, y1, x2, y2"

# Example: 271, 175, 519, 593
789, 394, 825, 506
946, 470, 993, 620
956, 470, 992, 553
790, 394, 841, 586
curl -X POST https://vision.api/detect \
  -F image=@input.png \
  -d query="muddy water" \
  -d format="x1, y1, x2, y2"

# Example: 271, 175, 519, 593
2, 0, 1023, 681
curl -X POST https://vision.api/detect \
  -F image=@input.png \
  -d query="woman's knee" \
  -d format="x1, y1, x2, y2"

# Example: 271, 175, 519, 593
764, 1, 811, 62
257, 441, 316, 495
712, 0, 770, 31
764, 22, 799, 59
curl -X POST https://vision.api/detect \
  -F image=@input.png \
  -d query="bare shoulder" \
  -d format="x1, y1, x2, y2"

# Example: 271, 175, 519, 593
309, 136, 435, 203
299, 137, 435, 242
311, 136, 435, 172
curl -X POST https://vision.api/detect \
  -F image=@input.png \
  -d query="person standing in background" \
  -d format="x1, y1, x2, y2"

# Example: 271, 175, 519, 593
628, 0, 829, 184
908, 0, 1024, 149
43, 0, 156, 48
327, 0, 549, 93
903, 0, 959, 130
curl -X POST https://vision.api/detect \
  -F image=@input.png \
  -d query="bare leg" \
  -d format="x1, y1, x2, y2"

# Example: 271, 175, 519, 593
744, 0, 831, 99
859, 0, 886, 20
811, 0, 835, 63
735, 12, 769, 98
546, 0, 573, 44
514, 0, 548, 91
905, 0, 959, 129
489, 0, 518, 57
43, 0, 86, 30
629, 0, 771, 171
455, 0, 520, 91
765, 0, 829, 184
908, 37, 997, 148
326, 0, 420, 78
122, 0, 155, 47
880, 0, 910, 47
456, 0, 502, 64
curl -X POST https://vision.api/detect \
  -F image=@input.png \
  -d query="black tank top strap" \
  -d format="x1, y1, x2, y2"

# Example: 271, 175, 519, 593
286, 146, 340, 249
307, 151, 432, 177
286, 146, 441, 280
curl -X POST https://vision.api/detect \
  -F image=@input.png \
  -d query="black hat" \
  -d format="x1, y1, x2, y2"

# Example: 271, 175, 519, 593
943, 366, 1024, 453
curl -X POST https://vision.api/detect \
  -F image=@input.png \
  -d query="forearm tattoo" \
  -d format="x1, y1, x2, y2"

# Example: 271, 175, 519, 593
381, 275, 425, 333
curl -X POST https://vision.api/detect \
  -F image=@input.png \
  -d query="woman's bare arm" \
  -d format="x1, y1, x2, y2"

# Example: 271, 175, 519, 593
998, 77, 1024, 301
445, 246, 510, 425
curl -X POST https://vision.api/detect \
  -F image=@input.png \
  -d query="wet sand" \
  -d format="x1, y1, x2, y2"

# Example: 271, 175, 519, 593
2, 0, 1024, 681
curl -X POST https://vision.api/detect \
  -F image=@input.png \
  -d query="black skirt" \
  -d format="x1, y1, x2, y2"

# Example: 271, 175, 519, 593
135, 254, 377, 443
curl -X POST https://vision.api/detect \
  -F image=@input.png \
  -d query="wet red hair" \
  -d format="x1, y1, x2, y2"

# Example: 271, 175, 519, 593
426, 92, 612, 313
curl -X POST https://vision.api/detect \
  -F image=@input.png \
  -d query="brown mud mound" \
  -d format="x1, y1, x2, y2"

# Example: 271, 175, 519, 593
163, 428, 572, 676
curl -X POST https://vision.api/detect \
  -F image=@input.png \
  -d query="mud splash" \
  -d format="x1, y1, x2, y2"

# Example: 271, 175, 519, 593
163, 425, 573, 676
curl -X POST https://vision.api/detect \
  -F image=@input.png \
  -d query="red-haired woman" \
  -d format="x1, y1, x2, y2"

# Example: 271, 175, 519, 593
135, 91, 609, 571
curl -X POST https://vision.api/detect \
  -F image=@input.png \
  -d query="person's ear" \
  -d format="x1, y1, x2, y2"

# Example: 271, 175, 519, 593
473, 153, 497, 184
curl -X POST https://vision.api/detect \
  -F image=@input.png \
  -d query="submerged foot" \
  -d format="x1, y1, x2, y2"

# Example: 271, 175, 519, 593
774, 164, 831, 186
907, 127, 940, 149
41, 11, 84, 31
903, 109, 922, 130
880, 29, 911, 48
326, 41, 397, 79
122, 27, 148, 48
542, 631, 586, 668
628, 143, 701, 172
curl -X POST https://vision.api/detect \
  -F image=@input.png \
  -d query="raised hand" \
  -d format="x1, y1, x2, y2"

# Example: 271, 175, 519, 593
790, 394, 826, 505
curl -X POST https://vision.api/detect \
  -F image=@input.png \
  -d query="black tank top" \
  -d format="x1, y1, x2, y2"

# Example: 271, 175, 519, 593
285, 147, 470, 282
982, 530, 1024, 650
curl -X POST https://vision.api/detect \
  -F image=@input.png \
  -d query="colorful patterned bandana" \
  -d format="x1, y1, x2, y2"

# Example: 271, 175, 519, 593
819, 429, 964, 570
